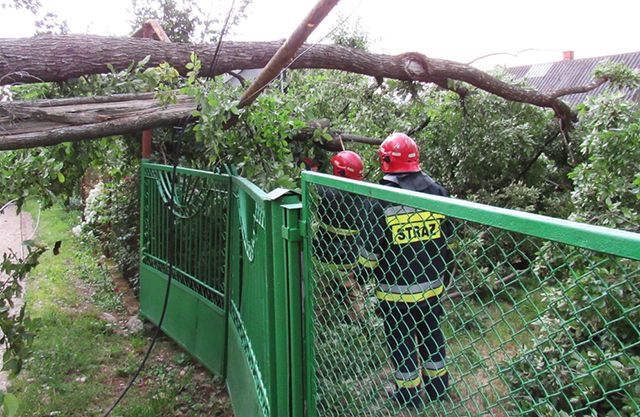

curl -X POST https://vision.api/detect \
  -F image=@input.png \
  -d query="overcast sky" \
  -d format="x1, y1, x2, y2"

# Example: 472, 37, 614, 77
1, 0, 638, 69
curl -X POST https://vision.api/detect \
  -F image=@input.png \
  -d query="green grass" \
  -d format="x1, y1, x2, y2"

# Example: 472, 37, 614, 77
9, 203, 232, 417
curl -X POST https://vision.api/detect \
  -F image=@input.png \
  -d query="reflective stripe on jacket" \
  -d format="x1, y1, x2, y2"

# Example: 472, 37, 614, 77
313, 186, 361, 267
356, 171, 452, 297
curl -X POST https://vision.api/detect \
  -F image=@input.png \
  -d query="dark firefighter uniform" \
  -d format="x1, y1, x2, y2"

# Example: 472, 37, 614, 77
357, 171, 452, 405
313, 186, 362, 320
315, 186, 360, 267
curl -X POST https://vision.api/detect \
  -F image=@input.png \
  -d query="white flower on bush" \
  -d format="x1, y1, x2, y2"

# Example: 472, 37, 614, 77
83, 182, 105, 228
0, 86, 12, 102
71, 225, 82, 237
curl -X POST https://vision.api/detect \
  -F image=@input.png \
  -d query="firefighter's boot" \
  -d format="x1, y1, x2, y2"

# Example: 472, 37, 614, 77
424, 372, 449, 402
390, 387, 422, 409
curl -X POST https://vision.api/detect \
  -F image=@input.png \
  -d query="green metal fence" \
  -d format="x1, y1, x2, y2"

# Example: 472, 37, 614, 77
301, 172, 640, 417
140, 163, 640, 417
225, 177, 303, 417
139, 162, 304, 417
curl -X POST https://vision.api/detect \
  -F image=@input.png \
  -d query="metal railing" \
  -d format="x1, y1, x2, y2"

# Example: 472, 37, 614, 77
139, 162, 304, 417
301, 172, 640, 417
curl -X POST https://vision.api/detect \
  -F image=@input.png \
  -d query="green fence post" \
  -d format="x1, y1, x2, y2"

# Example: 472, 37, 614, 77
301, 178, 318, 417
281, 201, 304, 417
222, 175, 233, 380
139, 162, 146, 273
268, 196, 287, 417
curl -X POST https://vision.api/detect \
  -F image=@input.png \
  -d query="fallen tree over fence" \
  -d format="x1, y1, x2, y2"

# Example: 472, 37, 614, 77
0, 93, 381, 151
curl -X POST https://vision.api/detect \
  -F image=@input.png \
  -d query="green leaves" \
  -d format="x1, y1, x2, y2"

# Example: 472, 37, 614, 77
1, 392, 19, 417
570, 96, 640, 231
593, 61, 640, 89
0, 242, 47, 382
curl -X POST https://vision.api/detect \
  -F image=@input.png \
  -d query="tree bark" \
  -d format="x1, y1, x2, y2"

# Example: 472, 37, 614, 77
0, 95, 194, 150
0, 35, 582, 122
0, 93, 384, 151
236, 0, 339, 109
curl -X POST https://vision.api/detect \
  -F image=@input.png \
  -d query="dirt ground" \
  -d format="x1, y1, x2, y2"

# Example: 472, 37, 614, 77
0, 204, 33, 392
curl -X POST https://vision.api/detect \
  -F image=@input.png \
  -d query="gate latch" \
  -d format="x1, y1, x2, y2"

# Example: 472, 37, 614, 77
281, 224, 301, 241
281, 203, 305, 241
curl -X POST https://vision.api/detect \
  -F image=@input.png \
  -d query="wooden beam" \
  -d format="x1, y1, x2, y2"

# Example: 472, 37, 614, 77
133, 19, 171, 158
236, 0, 340, 110
131, 19, 171, 42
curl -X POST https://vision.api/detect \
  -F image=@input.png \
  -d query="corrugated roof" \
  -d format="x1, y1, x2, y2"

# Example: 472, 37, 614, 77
506, 51, 640, 106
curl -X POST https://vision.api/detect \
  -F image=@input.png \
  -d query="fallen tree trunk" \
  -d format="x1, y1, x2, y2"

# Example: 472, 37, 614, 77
0, 35, 583, 123
0, 93, 382, 150
0, 94, 194, 150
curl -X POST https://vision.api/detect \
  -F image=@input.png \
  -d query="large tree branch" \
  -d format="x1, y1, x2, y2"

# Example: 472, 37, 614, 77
550, 77, 608, 99
0, 35, 592, 123
226, 0, 339, 128
236, 0, 339, 109
0, 94, 194, 150
0, 93, 384, 151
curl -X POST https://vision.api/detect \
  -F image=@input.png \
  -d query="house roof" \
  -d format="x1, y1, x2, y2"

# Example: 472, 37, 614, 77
506, 51, 640, 106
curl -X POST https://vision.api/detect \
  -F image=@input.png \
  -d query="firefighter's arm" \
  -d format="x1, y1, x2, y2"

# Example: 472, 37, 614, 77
352, 196, 384, 283
350, 247, 378, 284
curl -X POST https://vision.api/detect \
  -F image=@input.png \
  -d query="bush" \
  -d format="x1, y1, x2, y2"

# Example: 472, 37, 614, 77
81, 169, 140, 289
501, 255, 640, 416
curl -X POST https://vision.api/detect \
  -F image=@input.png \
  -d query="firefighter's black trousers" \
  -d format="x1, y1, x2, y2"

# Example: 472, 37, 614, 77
380, 298, 448, 399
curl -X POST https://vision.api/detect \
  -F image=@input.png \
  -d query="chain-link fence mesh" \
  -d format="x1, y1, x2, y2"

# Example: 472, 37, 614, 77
305, 181, 640, 417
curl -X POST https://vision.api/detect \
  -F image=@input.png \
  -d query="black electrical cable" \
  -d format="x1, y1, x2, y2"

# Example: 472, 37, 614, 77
101, 1, 237, 414
206, 0, 237, 81
101, 128, 183, 417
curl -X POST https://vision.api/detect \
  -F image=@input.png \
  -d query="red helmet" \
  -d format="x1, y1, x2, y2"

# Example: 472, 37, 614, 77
378, 132, 420, 173
331, 151, 364, 180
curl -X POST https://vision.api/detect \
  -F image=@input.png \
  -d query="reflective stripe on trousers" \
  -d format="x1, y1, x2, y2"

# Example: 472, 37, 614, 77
423, 360, 447, 378
395, 370, 422, 388
376, 280, 444, 302
380, 301, 447, 392
317, 221, 359, 236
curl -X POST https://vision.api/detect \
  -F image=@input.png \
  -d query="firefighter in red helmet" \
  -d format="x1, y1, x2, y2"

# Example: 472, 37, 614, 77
358, 133, 452, 408
330, 150, 364, 180
314, 150, 365, 322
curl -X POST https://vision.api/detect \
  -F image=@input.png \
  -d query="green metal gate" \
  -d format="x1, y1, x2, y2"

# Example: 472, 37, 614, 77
301, 171, 640, 417
140, 162, 231, 374
139, 162, 304, 417
225, 177, 304, 417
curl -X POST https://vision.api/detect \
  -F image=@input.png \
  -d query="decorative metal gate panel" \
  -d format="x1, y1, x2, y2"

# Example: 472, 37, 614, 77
139, 162, 304, 417
139, 162, 231, 374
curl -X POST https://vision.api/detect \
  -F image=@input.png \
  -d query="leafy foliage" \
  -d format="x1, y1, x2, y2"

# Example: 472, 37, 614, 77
502, 255, 640, 417
0, 0, 68, 35
185, 54, 307, 189
570, 94, 640, 231
0, 0, 40, 13
594, 61, 640, 90
0, 241, 45, 376
3, 18, 640, 417
81, 170, 141, 288
497, 88, 640, 417
34, 11, 68, 35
